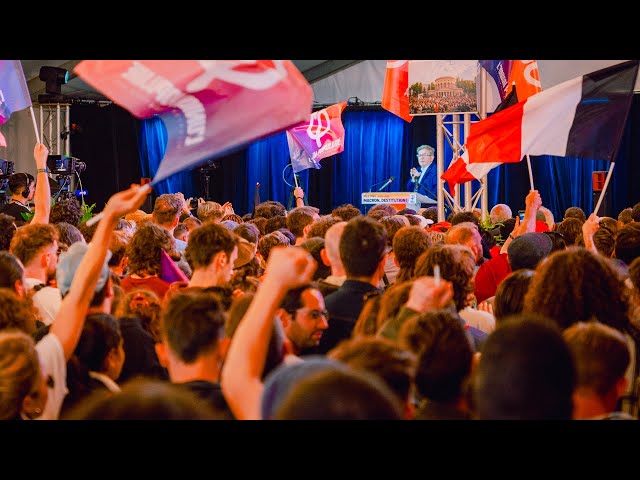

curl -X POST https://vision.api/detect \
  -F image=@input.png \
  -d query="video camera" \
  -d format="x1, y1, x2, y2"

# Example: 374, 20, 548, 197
0, 159, 15, 179
0, 160, 14, 205
46, 155, 86, 176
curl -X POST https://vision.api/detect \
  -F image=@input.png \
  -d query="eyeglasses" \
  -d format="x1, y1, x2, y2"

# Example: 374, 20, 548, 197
289, 308, 330, 322
417, 153, 433, 158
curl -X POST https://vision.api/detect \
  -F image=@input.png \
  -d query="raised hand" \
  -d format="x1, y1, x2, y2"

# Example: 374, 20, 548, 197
176, 192, 191, 214
404, 276, 454, 312
582, 213, 600, 238
525, 189, 542, 211
103, 184, 152, 220
262, 246, 316, 290
478, 300, 494, 315
222, 201, 234, 216
582, 213, 600, 254
34, 143, 48, 169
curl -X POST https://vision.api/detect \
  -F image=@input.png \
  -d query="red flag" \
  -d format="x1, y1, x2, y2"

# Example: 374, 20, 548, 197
382, 60, 413, 123
74, 60, 313, 183
287, 102, 346, 173
479, 60, 542, 113
506, 60, 542, 101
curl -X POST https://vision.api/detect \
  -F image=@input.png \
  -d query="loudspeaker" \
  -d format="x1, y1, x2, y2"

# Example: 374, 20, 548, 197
593, 171, 612, 217
593, 190, 613, 217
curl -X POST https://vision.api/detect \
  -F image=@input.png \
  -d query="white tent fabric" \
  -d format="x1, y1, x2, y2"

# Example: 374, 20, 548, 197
312, 60, 387, 104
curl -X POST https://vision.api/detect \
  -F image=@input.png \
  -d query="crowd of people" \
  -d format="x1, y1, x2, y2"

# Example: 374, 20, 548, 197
2, 142, 640, 420
409, 93, 477, 114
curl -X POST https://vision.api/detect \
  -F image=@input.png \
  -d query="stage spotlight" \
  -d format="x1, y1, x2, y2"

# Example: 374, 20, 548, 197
38, 66, 69, 103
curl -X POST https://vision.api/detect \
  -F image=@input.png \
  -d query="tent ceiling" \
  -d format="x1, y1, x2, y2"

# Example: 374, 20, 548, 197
20, 60, 362, 103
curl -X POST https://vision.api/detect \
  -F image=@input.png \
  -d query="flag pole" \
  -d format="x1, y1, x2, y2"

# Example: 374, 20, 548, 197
593, 163, 615, 216
526, 155, 535, 190
29, 106, 41, 144
85, 183, 152, 226
252, 182, 260, 219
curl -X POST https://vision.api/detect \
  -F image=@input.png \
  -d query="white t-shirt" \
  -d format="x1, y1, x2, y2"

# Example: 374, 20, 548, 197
35, 333, 68, 420
25, 278, 62, 326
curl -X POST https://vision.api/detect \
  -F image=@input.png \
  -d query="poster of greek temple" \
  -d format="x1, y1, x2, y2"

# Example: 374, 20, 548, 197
408, 60, 478, 115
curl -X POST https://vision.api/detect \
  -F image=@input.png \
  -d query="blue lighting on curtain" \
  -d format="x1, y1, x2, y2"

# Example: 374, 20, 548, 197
245, 109, 409, 213
138, 115, 197, 198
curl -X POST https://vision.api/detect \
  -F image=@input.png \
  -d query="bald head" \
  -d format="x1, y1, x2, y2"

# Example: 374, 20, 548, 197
490, 204, 512, 224
323, 221, 347, 276
446, 222, 483, 263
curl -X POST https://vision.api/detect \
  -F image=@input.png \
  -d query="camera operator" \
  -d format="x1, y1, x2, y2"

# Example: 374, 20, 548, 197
0, 144, 51, 225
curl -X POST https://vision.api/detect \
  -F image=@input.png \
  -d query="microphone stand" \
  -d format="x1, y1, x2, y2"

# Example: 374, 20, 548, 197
369, 178, 391, 192
411, 163, 437, 201
413, 177, 436, 200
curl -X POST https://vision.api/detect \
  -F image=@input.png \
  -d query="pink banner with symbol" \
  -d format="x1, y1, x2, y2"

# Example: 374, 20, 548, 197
74, 60, 313, 182
287, 102, 346, 173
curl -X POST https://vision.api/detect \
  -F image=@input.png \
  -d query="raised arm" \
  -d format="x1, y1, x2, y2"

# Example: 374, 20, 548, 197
379, 276, 454, 340
582, 213, 600, 254
176, 192, 193, 217
30, 143, 51, 225
293, 186, 305, 208
51, 184, 151, 360
221, 246, 316, 420
500, 189, 542, 255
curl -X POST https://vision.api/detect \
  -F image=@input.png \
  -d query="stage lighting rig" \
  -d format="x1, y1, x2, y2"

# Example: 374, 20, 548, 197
38, 66, 69, 104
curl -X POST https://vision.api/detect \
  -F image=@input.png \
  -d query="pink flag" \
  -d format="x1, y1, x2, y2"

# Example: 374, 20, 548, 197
160, 249, 188, 283
287, 102, 346, 173
0, 60, 32, 147
74, 60, 313, 182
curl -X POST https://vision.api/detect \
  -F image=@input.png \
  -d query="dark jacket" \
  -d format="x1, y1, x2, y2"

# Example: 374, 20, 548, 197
314, 279, 381, 354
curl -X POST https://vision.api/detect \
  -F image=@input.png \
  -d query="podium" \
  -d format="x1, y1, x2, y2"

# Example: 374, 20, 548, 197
361, 192, 436, 212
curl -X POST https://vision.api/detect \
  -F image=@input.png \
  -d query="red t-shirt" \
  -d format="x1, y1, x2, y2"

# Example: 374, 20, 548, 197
474, 253, 512, 303
120, 275, 172, 300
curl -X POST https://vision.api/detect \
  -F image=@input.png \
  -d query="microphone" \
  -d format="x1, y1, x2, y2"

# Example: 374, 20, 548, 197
377, 176, 395, 191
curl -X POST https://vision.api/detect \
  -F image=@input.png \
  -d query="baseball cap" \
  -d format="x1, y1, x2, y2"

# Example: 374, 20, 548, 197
56, 242, 112, 297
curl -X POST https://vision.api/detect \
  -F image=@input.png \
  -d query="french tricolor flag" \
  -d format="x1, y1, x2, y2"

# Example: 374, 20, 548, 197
442, 60, 639, 191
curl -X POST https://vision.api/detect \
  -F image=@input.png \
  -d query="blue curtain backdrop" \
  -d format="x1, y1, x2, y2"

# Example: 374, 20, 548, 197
243, 109, 408, 214
137, 96, 640, 219
138, 115, 197, 200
